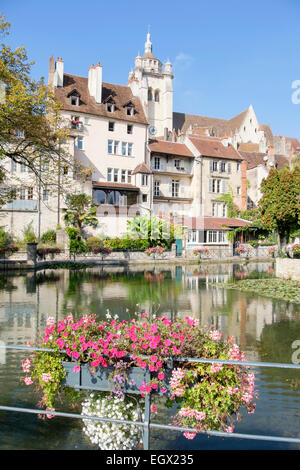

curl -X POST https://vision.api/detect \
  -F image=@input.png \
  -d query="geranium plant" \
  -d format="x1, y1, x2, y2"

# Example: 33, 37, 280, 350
21, 312, 257, 441
193, 248, 210, 257
145, 246, 165, 256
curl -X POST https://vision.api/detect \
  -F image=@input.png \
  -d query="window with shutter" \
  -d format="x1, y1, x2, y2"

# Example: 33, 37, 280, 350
227, 163, 231, 173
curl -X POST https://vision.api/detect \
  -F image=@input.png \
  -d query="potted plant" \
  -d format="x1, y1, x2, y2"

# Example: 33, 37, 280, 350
145, 246, 165, 259
193, 247, 210, 259
21, 312, 257, 443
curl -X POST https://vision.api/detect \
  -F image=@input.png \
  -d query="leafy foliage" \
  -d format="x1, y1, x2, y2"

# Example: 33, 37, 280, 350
0, 14, 74, 205
65, 227, 87, 255
62, 194, 98, 234
40, 229, 56, 244
259, 167, 300, 243
126, 215, 175, 249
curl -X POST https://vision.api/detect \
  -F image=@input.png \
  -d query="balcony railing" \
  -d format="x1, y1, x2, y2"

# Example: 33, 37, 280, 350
151, 164, 191, 175
70, 121, 84, 131
5, 200, 37, 211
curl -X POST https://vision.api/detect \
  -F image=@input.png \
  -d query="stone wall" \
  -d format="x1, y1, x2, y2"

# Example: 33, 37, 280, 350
276, 258, 300, 281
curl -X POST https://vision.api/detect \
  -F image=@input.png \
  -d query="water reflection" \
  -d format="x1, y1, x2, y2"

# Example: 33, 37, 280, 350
0, 261, 299, 450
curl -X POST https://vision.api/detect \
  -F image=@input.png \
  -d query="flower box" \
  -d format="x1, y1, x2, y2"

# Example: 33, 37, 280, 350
62, 362, 171, 395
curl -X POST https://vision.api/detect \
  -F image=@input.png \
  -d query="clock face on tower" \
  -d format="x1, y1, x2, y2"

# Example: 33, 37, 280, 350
149, 126, 156, 136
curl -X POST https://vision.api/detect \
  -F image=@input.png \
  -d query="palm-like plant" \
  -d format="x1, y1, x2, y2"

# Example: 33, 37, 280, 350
62, 193, 98, 234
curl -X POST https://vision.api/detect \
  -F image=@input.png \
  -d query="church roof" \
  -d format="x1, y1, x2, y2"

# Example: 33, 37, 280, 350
141, 51, 157, 60
173, 109, 249, 137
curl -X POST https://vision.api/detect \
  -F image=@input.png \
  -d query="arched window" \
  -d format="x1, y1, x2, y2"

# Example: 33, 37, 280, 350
94, 190, 106, 205
154, 90, 160, 102
148, 88, 153, 101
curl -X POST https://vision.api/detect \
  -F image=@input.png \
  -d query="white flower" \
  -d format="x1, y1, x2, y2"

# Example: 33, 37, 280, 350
81, 392, 142, 450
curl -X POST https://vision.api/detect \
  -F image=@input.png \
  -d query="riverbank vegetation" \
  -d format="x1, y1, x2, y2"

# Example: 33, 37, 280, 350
213, 278, 300, 303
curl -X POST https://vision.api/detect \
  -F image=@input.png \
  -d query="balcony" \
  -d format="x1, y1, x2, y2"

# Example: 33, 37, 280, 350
70, 120, 84, 132
5, 200, 37, 211
150, 163, 192, 176
153, 188, 192, 201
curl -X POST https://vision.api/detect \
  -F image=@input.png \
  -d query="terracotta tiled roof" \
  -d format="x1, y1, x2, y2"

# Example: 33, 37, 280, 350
274, 154, 290, 170
259, 124, 274, 146
92, 181, 140, 191
141, 51, 157, 60
188, 135, 242, 160
132, 163, 152, 174
239, 151, 290, 171
173, 109, 248, 137
237, 142, 260, 153
149, 139, 194, 158
174, 216, 251, 230
55, 73, 148, 125
239, 151, 267, 170
284, 137, 300, 151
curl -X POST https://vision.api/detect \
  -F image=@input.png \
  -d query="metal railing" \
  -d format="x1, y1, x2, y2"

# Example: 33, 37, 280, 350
1, 343, 300, 450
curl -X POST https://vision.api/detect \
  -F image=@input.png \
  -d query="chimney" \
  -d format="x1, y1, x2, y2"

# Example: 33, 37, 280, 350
88, 64, 95, 97
48, 56, 54, 89
88, 62, 102, 104
53, 57, 64, 87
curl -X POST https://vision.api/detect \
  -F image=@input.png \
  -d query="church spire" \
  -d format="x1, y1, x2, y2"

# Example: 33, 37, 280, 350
144, 28, 152, 54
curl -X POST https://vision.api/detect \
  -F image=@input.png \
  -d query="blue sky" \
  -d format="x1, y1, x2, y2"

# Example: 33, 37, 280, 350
2, 0, 300, 139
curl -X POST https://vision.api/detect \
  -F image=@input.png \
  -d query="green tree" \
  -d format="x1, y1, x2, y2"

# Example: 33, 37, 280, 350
0, 14, 73, 205
259, 166, 300, 247
62, 193, 98, 234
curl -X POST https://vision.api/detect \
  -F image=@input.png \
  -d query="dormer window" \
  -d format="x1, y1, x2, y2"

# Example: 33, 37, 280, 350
71, 96, 79, 106
154, 90, 160, 102
126, 106, 134, 116
123, 100, 135, 116
67, 89, 81, 106
107, 102, 115, 113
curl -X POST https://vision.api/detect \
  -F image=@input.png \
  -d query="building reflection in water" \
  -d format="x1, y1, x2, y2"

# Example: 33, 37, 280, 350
0, 262, 299, 364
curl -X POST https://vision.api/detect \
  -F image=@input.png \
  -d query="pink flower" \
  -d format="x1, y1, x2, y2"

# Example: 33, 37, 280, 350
150, 355, 158, 363
41, 373, 52, 383
150, 405, 158, 413
209, 330, 223, 342
24, 377, 33, 385
73, 365, 80, 373
158, 372, 165, 380
46, 408, 55, 419
46, 317, 55, 327
72, 351, 80, 359
210, 363, 223, 374
183, 432, 196, 440
225, 426, 234, 433
151, 382, 158, 389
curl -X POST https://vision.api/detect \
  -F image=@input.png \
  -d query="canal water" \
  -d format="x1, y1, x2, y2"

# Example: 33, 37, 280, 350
0, 261, 299, 450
